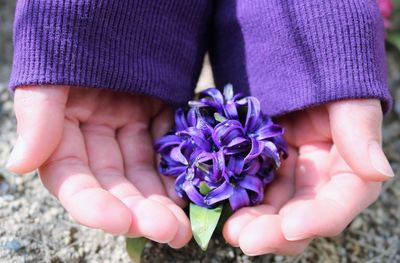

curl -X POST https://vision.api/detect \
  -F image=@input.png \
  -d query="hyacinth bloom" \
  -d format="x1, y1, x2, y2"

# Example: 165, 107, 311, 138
155, 85, 287, 211
377, 0, 394, 27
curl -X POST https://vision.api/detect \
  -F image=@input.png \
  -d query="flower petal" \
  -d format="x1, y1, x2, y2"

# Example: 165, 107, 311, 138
235, 98, 247, 106
229, 187, 250, 211
154, 134, 181, 153
212, 120, 245, 148
227, 137, 248, 148
195, 88, 226, 114
254, 124, 284, 140
224, 102, 238, 120
259, 171, 275, 185
244, 137, 265, 162
178, 127, 211, 151
238, 175, 264, 204
223, 84, 234, 101
201, 88, 224, 105
273, 136, 288, 158
204, 180, 234, 205
188, 100, 210, 108
227, 155, 245, 175
175, 172, 187, 197
194, 108, 213, 137
175, 108, 188, 131
262, 141, 281, 167
179, 140, 197, 160
187, 108, 197, 127
160, 161, 186, 176
242, 159, 261, 175
170, 146, 189, 165
239, 175, 263, 195
183, 181, 211, 208
244, 97, 261, 132
193, 150, 213, 163
210, 151, 225, 181
159, 155, 187, 176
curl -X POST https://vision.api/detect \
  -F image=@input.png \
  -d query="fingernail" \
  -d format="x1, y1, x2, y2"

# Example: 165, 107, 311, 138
6, 136, 23, 170
168, 243, 181, 249
244, 248, 276, 256
284, 232, 311, 241
368, 141, 394, 178
282, 219, 314, 241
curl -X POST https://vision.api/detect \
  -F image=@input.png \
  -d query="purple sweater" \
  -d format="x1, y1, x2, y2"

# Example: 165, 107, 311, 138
10, 0, 391, 116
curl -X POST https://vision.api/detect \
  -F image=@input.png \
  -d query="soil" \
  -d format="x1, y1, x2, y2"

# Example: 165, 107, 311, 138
1, 1, 399, 262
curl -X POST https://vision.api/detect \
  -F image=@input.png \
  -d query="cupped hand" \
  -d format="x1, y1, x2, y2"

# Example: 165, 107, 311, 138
222, 99, 394, 256
7, 86, 191, 248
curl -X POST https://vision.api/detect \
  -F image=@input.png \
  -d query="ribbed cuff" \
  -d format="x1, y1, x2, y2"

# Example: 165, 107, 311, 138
211, 0, 392, 116
10, 0, 212, 107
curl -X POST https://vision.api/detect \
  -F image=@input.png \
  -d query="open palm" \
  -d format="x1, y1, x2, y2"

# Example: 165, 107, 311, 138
7, 86, 191, 248
223, 100, 391, 255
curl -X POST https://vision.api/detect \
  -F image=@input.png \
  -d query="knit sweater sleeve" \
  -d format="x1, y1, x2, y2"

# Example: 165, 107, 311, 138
10, 0, 212, 107
210, 0, 392, 116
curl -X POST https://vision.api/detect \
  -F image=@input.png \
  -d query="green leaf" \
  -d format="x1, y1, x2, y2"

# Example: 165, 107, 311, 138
190, 203, 223, 251
199, 182, 212, 195
214, 112, 227, 123
394, 0, 400, 12
387, 32, 400, 51
126, 237, 148, 263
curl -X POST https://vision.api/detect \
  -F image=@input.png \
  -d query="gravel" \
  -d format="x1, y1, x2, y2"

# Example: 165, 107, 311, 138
1, 1, 399, 262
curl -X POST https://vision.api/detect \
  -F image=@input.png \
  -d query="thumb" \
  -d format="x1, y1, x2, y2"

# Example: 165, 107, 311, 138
7, 86, 69, 174
328, 99, 394, 181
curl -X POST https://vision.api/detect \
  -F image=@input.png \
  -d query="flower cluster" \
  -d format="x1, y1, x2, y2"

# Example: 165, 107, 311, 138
155, 85, 287, 211
378, 0, 394, 28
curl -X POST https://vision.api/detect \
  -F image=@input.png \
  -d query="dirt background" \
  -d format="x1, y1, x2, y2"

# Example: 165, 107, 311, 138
1, 1, 400, 262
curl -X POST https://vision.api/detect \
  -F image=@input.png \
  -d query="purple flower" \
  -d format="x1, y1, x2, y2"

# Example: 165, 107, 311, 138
155, 84, 287, 211
377, 0, 394, 28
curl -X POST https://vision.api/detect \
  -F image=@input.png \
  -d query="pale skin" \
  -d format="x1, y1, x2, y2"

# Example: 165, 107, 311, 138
7, 86, 394, 255
223, 100, 390, 255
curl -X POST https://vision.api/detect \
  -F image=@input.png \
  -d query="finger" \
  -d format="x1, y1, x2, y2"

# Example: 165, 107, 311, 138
150, 105, 174, 139
82, 122, 141, 197
149, 107, 191, 246
150, 106, 187, 207
123, 196, 178, 243
293, 142, 331, 194
149, 195, 192, 248
238, 215, 311, 256
223, 205, 277, 247
117, 122, 166, 196
263, 145, 297, 210
7, 86, 69, 173
39, 118, 132, 235
159, 175, 187, 208
281, 147, 381, 241
82, 123, 178, 243
277, 106, 331, 147
328, 99, 394, 181
276, 142, 331, 218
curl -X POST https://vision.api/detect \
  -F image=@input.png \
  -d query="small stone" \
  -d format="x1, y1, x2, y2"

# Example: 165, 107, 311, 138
0, 176, 10, 195
350, 217, 364, 230
227, 249, 235, 259
0, 194, 14, 201
4, 239, 22, 251
383, 122, 400, 143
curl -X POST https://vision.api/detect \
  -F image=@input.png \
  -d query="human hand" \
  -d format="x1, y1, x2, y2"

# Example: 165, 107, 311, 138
6, 86, 191, 248
222, 99, 394, 255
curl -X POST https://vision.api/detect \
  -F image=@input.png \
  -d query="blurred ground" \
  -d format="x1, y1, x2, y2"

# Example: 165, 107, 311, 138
1, 1, 400, 262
